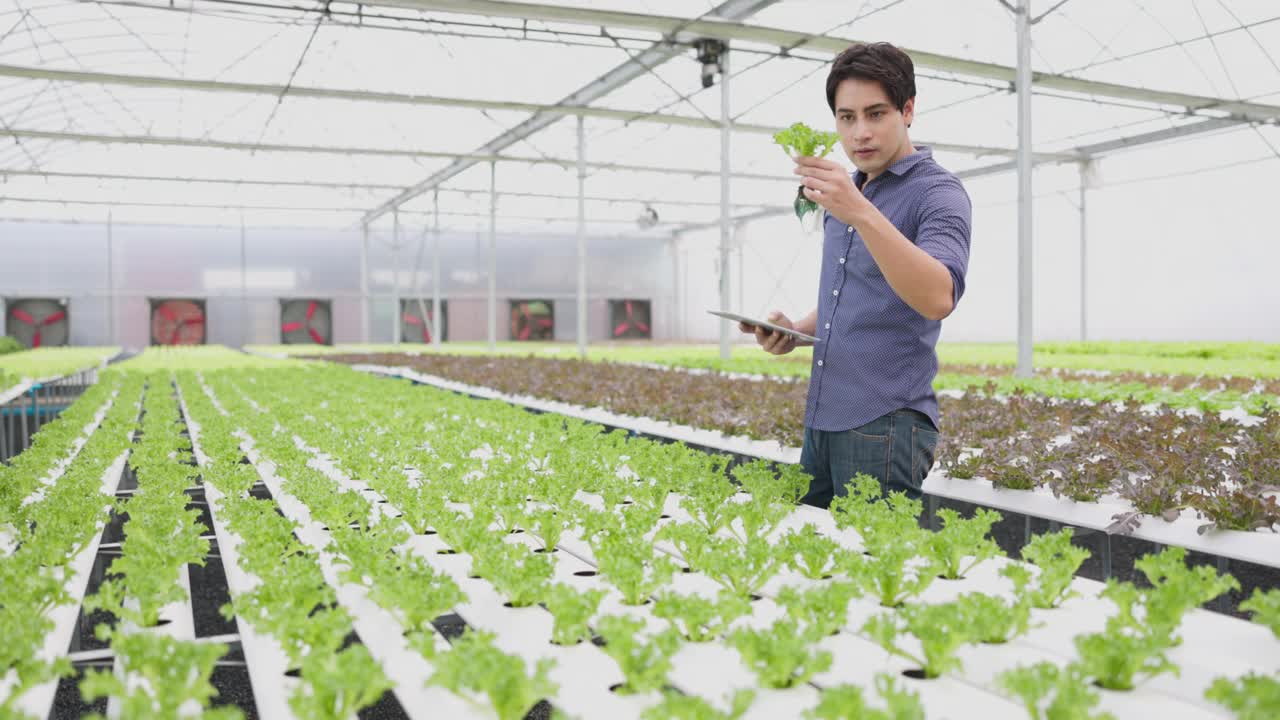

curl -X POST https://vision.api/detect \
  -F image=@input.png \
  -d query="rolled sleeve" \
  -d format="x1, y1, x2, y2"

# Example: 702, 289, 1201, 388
914, 177, 972, 306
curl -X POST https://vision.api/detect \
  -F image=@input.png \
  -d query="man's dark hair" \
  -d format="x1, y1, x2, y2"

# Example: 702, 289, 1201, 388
825, 42, 916, 114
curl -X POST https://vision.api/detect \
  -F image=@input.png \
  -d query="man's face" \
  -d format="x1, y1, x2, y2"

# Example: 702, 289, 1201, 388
833, 77, 915, 177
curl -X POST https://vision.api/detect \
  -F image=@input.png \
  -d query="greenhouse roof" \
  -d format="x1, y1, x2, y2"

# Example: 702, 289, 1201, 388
1, 0, 1277, 233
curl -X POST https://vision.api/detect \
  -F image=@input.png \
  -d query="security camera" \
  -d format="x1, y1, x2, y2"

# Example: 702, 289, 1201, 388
694, 38, 725, 89
637, 205, 659, 229
700, 62, 718, 89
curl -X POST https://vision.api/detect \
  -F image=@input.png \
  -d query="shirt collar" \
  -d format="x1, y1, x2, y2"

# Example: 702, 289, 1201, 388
853, 145, 933, 185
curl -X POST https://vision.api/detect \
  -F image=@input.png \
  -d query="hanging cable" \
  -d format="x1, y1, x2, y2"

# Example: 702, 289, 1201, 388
252, 13, 324, 147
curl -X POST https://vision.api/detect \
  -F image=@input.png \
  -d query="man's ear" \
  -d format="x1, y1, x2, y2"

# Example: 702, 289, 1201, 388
903, 97, 916, 128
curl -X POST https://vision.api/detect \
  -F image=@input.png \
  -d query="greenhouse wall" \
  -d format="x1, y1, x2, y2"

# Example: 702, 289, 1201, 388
0, 220, 675, 345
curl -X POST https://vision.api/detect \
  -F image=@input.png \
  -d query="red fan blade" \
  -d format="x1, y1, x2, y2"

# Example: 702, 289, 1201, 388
32, 329, 42, 348
10, 308, 34, 325
282, 321, 304, 333
518, 323, 530, 340
614, 322, 629, 336
536, 318, 553, 328
308, 326, 325, 345
170, 321, 183, 345
158, 304, 177, 322
637, 322, 650, 333
305, 300, 317, 321
42, 310, 66, 326
403, 313, 422, 325
422, 326, 431, 343
625, 300, 634, 316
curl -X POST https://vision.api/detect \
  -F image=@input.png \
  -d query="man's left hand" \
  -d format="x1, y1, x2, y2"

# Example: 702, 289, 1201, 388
794, 156, 868, 227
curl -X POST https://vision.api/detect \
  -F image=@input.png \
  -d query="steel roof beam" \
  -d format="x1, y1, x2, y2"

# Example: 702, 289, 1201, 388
372, 0, 1280, 125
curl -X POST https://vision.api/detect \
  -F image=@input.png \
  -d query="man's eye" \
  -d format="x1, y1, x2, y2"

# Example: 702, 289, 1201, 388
870, 112, 884, 119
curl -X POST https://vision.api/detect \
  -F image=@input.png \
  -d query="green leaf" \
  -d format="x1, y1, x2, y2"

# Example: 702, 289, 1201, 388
1205, 673, 1280, 720
997, 662, 1115, 720
728, 620, 832, 689
773, 122, 841, 159
1240, 588, 1280, 639
427, 630, 556, 720
595, 616, 681, 694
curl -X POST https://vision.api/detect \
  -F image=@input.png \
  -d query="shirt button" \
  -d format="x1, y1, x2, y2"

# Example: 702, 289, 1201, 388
817, 360, 824, 367
846, 226, 853, 233
839, 257, 846, 264
832, 290, 839, 296
824, 323, 830, 329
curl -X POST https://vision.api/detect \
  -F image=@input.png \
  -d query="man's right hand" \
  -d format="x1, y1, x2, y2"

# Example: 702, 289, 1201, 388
739, 311, 797, 355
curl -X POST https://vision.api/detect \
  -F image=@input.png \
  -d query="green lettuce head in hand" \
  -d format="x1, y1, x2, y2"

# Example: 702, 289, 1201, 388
774, 122, 841, 159
774, 122, 841, 222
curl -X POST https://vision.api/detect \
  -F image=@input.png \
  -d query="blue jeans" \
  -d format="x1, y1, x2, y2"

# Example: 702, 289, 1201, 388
799, 409, 939, 508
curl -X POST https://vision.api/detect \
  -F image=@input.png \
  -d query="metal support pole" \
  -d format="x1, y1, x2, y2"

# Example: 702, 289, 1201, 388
719, 43, 732, 361
669, 236, 680, 341
1015, 0, 1034, 378
106, 211, 114, 345
736, 223, 745, 314
360, 223, 370, 343
1079, 161, 1089, 342
393, 209, 402, 346
683, 242, 690, 341
432, 188, 442, 348
576, 114, 588, 358
410, 225, 429, 344
488, 160, 497, 351
240, 214, 248, 348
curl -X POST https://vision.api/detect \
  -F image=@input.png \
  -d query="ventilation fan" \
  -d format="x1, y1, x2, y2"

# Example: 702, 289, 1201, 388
400, 299, 447, 343
610, 299, 652, 339
509, 300, 554, 341
6, 298, 70, 348
150, 299, 206, 346
281, 299, 332, 345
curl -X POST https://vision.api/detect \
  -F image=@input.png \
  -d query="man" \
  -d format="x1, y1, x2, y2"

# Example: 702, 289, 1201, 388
741, 42, 972, 507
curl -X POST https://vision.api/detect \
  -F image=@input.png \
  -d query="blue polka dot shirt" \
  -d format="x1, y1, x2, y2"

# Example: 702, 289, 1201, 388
803, 146, 972, 433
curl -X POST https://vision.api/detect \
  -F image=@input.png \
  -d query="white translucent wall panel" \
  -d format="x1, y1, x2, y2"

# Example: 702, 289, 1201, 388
0, 220, 673, 346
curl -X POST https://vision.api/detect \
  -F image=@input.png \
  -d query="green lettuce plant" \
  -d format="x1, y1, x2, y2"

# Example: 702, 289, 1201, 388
728, 619, 832, 689
805, 675, 925, 720
862, 599, 977, 679
595, 615, 682, 694
776, 524, 841, 579
1072, 581, 1178, 691
652, 590, 750, 643
641, 689, 755, 720
1007, 529, 1090, 609
1205, 673, 1280, 720
997, 661, 1116, 720
1240, 588, 1280, 638
544, 583, 605, 646
427, 630, 556, 720
928, 507, 1003, 580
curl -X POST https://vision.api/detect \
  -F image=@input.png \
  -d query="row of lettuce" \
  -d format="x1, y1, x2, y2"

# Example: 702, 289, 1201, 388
255, 341, 1280, 407
316, 352, 1280, 535
3, 351, 1278, 718
205, 362, 1279, 718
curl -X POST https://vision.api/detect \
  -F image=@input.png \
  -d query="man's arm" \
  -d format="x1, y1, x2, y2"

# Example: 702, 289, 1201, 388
847, 204, 955, 321
795, 157, 962, 321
